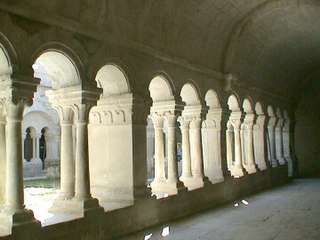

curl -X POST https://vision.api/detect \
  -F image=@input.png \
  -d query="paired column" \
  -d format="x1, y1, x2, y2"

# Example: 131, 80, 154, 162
267, 117, 278, 167
232, 121, 245, 176
165, 112, 185, 194
150, 114, 166, 193
242, 113, 257, 174
226, 125, 233, 170
275, 117, 286, 165
283, 118, 293, 176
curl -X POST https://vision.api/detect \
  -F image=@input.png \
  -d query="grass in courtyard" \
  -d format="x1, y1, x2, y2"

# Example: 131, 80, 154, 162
24, 178, 60, 189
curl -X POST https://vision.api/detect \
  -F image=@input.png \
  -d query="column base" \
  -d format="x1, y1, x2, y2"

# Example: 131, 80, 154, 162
0, 208, 40, 238
206, 171, 224, 184
244, 164, 257, 174
133, 186, 152, 202
150, 179, 167, 198
271, 159, 279, 168
277, 157, 286, 165
182, 175, 211, 191
285, 157, 293, 177
230, 166, 245, 178
165, 180, 187, 196
50, 197, 104, 217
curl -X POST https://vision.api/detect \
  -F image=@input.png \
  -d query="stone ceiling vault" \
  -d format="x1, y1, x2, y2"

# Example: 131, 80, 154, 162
0, 0, 319, 99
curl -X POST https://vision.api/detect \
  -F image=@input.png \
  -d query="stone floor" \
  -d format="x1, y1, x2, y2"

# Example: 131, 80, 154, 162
120, 178, 320, 240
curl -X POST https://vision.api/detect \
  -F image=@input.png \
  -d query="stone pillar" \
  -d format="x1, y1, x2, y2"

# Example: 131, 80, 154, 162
165, 112, 185, 195
253, 114, 268, 171
242, 113, 257, 174
202, 109, 224, 183
34, 134, 41, 159
1, 100, 39, 235
267, 116, 278, 167
73, 104, 92, 200
0, 74, 40, 237
226, 125, 233, 170
178, 118, 193, 185
189, 118, 209, 189
150, 114, 166, 193
283, 118, 293, 176
275, 117, 286, 165
59, 108, 75, 199
0, 107, 6, 204
233, 122, 244, 176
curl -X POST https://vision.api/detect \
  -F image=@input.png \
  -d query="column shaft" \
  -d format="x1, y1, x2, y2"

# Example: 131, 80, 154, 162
190, 121, 204, 178
60, 122, 74, 199
181, 125, 192, 178
0, 118, 6, 204
247, 127, 255, 166
154, 120, 166, 182
234, 126, 242, 169
5, 116, 24, 210
74, 122, 91, 199
226, 128, 232, 169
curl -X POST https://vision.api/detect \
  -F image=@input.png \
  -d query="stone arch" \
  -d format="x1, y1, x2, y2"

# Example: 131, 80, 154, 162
180, 83, 200, 106
95, 64, 130, 99
227, 94, 240, 111
32, 51, 80, 90
0, 32, 19, 75
205, 89, 221, 109
242, 98, 254, 113
149, 75, 174, 102
255, 102, 264, 115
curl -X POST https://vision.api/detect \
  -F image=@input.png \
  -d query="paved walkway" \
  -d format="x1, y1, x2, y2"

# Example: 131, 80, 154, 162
121, 178, 320, 240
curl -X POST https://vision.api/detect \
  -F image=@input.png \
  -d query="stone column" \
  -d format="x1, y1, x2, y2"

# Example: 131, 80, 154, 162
245, 124, 257, 173
35, 134, 41, 159
150, 114, 166, 192
31, 132, 37, 159
242, 113, 257, 174
267, 117, 278, 167
226, 124, 233, 170
0, 107, 6, 204
178, 118, 193, 185
58, 107, 75, 199
2, 100, 38, 232
275, 117, 286, 165
165, 112, 185, 195
232, 120, 245, 177
0, 75, 40, 236
283, 118, 293, 176
253, 114, 268, 171
74, 104, 92, 200
73, 103, 101, 213
189, 118, 209, 189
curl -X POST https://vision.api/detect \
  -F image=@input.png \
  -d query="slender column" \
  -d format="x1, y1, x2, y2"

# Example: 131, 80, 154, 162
31, 133, 36, 159
226, 125, 233, 169
166, 114, 178, 183
74, 104, 92, 200
246, 124, 257, 173
150, 114, 166, 185
233, 122, 243, 170
0, 107, 6, 204
275, 118, 286, 165
35, 134, 41, 159
283, 119, 293, 176
267, 117, 278, 167
190, 119, 204, 178
179, 118, 192, 181
4, 101, 25, 212
59, 107, 75, 199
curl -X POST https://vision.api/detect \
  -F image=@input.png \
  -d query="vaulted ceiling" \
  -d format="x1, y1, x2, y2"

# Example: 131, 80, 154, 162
1, 0, 320, 98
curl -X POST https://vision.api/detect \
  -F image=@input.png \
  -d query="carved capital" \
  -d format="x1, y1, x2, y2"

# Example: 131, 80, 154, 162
3, 98, 27, 122
72, 103, 93, 123
55, 105, 74, 124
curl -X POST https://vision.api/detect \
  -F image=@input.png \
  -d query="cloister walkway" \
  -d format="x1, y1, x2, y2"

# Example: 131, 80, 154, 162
121, 178, 320, 240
